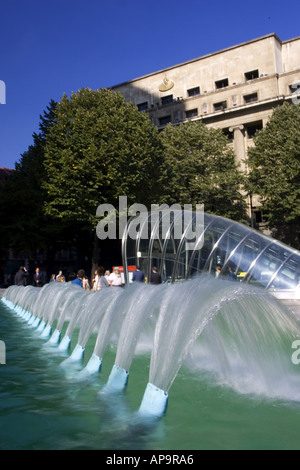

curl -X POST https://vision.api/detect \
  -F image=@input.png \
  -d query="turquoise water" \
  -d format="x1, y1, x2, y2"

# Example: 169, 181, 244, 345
1, 290, 300, 450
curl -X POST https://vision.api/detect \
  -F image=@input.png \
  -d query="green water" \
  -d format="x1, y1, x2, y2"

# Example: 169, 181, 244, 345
1, 301, 300, 450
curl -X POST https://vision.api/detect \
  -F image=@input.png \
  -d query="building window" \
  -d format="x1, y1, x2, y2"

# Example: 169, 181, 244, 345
245, 69, 259, 81
245, 120, 262, 138
187, 86, 200, 97
222, 128, 234, 142
161, 95, 173, 106
213, 101, 227, 112
159, 115, 172, 126
215, 78, 228, 89
186, 108, 198, 119
253, 209, 267, 225
137, 102, 148, 112
244, 92, 258, 104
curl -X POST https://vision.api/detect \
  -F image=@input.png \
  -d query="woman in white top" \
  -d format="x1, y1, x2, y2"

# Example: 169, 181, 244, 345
93, 266, 109, 291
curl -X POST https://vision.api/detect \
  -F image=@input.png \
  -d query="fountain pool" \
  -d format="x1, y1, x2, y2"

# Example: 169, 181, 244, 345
1, 278, 300, 450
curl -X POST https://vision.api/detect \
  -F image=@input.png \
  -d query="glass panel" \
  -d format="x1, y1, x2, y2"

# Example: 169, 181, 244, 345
269, 253, 300, 289
224, 232, 269, 281
123, 210, 300, 292
123, 235, 137, 265
204, 222, 249, 275
247, 243, 291, 288
201, 218, 232, 273
172, 239, 195, 282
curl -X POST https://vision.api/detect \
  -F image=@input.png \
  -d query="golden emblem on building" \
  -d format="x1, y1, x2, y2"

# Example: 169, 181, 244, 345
159, 75, 174, 92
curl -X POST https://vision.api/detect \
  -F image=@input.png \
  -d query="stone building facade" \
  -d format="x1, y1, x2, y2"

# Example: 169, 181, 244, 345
112, 33, 300, 222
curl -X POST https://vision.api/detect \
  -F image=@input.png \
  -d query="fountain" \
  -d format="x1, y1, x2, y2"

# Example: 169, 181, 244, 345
1, 212, 300, 448
2, 273, 300, 421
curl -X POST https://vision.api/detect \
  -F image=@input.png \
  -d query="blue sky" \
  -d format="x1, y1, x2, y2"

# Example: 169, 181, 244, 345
0, 0, 299, 169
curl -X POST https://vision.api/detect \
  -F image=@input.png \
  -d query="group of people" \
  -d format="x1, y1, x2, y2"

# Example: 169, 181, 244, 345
69, 265, 163, 290
13, 264, 163, 289
92, 267, 122, 290
51, 265, 163, 289
14, 266, 45, 287
51, 267, 123, 290
50, 269, 91, 290
132, 266, 162, 284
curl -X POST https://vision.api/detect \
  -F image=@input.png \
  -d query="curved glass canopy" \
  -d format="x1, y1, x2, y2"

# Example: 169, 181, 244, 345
122, 211, 300, 293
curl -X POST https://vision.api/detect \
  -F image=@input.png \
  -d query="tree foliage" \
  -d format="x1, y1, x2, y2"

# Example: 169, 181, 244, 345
0, 100, 58, 253
247, 102, 300, 228
6, 88, 300, 270
43, 88, 165, 228
159, 121, 247, 221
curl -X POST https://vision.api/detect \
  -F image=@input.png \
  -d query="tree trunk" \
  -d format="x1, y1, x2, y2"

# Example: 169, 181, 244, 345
91, 230, 101, 278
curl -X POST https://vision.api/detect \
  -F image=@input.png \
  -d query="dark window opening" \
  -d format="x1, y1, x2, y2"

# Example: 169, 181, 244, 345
245, 121, 263, 139
159, 115, 172, 126
186, 108, 198, 119
222, 128, 234, 142
254, 210, 262, 224
244, 92, 258, 104
245, 69, 259, 81
187, 86, 200, 97
137, 102, 148, 112
161, 95, 173, 106
252, 209, 267, 225
213, 101, 227, 112
215, 78, 228, 89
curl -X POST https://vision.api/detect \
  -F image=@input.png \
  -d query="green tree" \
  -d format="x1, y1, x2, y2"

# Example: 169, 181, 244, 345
0, 100, 58, 255
43, 88, 164, 224
160, 121, 247, 221
43, 88, 165, 269
247, 102, 300, 244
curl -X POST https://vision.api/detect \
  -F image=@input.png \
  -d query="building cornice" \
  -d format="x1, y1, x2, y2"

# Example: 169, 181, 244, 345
111, 33, 289, 89
282, 36, 300, 44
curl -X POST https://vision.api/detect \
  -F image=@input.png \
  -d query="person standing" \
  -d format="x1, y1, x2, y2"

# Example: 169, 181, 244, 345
82, 274, 90, 290
228, 266, 237, 281
56, 270, 65, 282
215, 266, 222, 278
150, 266, 162, 285
108, 268, 120, 286
33, 267, 44, 287
109, 268, 122, 287
14, 266, 28, 286
132, 266, 145, 283
71, 269, 85, 288
93, 266, 109, 290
